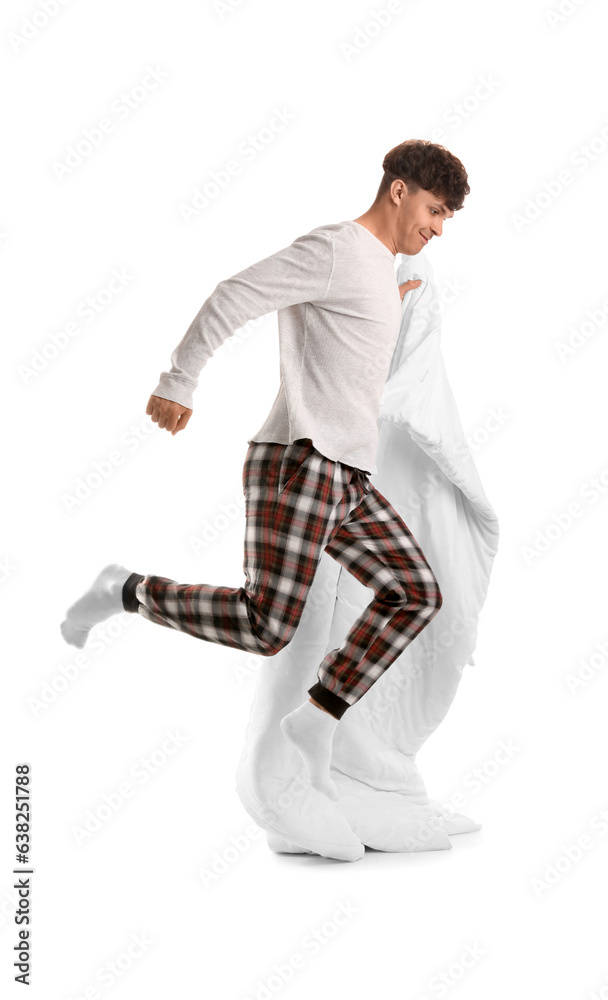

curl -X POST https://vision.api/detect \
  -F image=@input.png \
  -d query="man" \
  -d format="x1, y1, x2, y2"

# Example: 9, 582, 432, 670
61, 138, 470, 802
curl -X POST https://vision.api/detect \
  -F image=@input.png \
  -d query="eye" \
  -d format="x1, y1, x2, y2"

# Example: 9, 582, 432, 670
430, 209, 439, 215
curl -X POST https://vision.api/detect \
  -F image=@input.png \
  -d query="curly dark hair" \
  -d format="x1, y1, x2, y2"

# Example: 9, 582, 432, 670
376, 139, 470, 212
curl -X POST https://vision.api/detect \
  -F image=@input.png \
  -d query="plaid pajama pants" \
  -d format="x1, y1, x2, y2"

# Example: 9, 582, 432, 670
122, 437, 443, 720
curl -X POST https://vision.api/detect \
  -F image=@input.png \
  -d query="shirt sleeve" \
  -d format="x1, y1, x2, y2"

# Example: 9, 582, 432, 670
151, 229, 334, 409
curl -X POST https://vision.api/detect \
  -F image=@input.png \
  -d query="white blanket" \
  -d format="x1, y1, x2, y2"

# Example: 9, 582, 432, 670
235, 251, 500, 861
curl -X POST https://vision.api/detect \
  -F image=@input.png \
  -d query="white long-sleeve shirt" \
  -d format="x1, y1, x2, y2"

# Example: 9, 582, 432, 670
151, 219, 402, 473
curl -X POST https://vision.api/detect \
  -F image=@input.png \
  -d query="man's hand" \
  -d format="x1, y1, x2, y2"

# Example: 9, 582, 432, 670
398, 279, 422, 301
146, 395, 193, 435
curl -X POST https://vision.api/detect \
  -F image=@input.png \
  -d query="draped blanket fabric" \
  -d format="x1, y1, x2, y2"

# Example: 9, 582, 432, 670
235, 252, 500, 862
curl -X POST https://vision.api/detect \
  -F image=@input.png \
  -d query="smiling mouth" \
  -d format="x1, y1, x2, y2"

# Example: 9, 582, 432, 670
420, 233, 429, 244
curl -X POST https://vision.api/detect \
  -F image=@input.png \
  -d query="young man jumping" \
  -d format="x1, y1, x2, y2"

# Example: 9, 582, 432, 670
61, 139, 469, 802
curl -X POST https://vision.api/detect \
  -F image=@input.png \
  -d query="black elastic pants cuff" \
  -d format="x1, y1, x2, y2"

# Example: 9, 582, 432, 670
307, 681, 350, 720
122, 572, 145, 613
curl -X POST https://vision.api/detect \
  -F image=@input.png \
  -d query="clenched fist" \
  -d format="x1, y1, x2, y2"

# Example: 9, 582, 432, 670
398, 279, 423, 301
146, 395, 193, 435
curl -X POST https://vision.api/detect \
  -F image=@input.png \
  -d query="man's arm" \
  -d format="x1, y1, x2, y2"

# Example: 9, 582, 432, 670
147, 229, 334, 432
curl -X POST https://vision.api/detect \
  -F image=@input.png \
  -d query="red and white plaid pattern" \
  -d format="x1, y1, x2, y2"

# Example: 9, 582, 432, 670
131, 438, 443, 715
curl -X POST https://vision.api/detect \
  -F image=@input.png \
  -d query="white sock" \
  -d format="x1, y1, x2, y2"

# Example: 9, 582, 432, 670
280, 700, 340, 800
60, 563, 134, 649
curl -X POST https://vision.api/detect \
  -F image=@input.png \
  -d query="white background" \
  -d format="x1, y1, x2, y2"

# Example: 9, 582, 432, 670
2, 0, 608, 996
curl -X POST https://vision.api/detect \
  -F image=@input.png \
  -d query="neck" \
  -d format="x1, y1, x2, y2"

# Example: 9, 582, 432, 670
352, 208, 396, 255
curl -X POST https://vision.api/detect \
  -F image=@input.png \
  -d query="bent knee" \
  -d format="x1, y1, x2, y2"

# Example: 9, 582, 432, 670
421, 578, 443, 615
429, 586, 443, 613
256, 632, 293, 656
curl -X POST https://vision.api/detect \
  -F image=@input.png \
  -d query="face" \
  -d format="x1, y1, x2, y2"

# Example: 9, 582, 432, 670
392, 181, 455, 255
